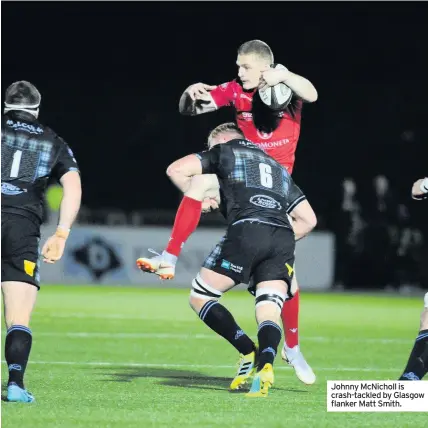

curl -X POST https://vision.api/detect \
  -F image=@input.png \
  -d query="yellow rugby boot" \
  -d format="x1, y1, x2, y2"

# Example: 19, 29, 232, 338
246, 363, 274, 398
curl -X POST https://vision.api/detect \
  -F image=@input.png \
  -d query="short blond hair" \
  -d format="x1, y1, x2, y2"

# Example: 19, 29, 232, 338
207, 122, 244, 148
237, 40, 274, 63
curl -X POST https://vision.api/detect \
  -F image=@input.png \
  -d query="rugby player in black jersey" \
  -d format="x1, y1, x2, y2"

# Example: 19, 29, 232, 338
2, 81, 82, 402
398, 177, 428, 381
137, 123, 316, 397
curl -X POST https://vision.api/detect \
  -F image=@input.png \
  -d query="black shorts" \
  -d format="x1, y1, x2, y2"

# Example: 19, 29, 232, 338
202, 221, 295, 295
1, 212, 41, 289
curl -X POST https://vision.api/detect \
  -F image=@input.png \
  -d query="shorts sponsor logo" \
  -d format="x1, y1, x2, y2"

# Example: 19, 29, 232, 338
221, 260, 231, 269
221, 259, 243, 274
250, 195, 282, 210
1, 182, 27, 195
24, 260, 36, 277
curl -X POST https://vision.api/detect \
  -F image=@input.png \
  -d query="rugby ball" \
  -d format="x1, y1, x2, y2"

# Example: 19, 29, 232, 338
258, 64, 293, 111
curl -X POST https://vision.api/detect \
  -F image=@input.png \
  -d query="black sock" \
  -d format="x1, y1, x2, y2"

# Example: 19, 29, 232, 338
399, 329, 428, 380
199, 300, 255, 355
257, 320, 282, 371
5, 325, 33, 388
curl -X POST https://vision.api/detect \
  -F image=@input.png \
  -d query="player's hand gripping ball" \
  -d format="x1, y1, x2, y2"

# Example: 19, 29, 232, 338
258, 64, 293, 111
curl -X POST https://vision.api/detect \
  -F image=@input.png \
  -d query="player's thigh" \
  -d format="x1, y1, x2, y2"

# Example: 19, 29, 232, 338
1, 215, 41, 291
1, 281, 38, 329
190, 267, 237, 313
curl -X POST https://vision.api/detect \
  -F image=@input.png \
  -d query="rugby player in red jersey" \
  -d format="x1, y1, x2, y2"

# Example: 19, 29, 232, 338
138, 40, 318, 385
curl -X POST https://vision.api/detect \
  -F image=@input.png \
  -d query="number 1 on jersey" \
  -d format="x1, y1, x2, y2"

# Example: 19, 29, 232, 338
10, 150, 23, 178
259, 163, 273, 188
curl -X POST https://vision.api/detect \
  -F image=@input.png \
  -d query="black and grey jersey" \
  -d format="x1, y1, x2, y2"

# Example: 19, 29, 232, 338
1, 111, 79, 223
196, 139, 306, 229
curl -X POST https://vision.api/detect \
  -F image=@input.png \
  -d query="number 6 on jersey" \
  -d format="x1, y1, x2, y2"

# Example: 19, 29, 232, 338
259, 162, 273, 188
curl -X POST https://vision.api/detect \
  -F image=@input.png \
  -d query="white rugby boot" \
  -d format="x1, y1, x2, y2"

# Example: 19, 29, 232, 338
136, 249, 176, 280
281, 344, 316, 385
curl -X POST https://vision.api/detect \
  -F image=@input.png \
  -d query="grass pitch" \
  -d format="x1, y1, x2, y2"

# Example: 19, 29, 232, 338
1, 285, 427, 427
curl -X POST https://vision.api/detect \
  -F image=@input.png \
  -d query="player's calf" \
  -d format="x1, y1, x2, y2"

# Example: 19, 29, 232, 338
189, 270, 257, 390
254, 284, 286, 371
246, 283, 286, 398
2, 281, 37, 392
189, 272, 256, 356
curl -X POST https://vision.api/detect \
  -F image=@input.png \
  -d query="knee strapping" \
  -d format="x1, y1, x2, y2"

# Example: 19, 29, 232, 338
191, 274, 223, 301
255, 288, 286, 311
424, 293, 428, 309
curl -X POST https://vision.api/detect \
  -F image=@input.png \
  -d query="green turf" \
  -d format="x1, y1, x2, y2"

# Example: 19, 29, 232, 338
1, 285, 427, 427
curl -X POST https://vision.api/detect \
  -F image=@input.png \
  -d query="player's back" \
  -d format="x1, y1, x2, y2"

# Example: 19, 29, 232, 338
1, 111, 78, 223
199, 139, 306, 229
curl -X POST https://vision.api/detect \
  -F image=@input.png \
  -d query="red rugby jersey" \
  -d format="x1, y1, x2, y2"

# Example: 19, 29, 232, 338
210, 80, 303, 174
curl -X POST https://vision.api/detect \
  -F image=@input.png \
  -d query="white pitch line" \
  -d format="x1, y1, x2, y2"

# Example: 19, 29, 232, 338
1, 360, 400, 372
8, 331, 411, 345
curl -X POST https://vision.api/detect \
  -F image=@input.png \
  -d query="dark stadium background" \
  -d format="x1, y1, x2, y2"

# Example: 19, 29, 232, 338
2, 2, 427, 288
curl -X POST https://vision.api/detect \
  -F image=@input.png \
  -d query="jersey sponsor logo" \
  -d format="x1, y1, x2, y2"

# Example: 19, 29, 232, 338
1, 182, 27, 195
250, 194, 282, 210
242, 112, 253, 118
238, 140, 259, 149
256, 130, 273, 140
257, 139, 290, 149
6, 120, 43, 135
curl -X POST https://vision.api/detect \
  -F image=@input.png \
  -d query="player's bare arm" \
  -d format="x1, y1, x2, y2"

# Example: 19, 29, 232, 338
289, 200, 317, 240
260, 67, 318, 103
178, 83, 218, 116
166, 154, 204, 192
42, 170, 82, 263
167, 155, 220, 211
411, 177, 428, 200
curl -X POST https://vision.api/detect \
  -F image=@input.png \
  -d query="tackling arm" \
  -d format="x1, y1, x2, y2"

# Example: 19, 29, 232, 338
166, 155, 220, 210
166, 154, 204, 193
